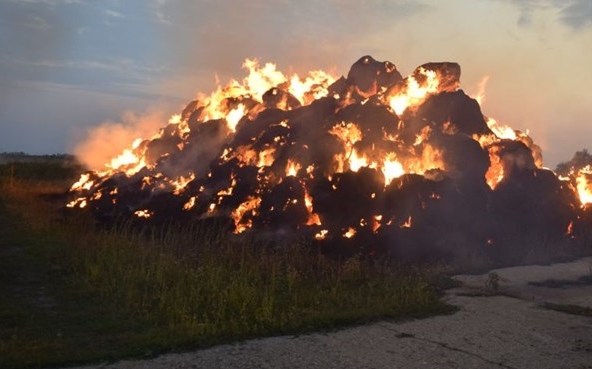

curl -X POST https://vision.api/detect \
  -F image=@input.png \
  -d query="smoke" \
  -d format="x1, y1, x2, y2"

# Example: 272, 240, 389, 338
73, 109, 168, 170
154, 0, 428, 98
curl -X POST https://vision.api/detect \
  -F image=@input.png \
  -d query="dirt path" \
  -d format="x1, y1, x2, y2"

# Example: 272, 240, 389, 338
67, 258, 592, 369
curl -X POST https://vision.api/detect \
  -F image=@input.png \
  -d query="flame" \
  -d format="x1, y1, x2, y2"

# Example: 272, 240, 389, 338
566, 220, 575, 238
406, 144, 445, 174
70, 173, 94, 191
195, 59, 335, 132
286, 159, 302, 177
486, 117, 517, 140
473, 75, 490, 106
171, 172, 195, 195
372, 214, 383, 233
349, 150, 371, 172
382, 153, 405, 185
329, 122, 363, 153
257, 148, 276, 167
304, 190, 322, 226
485, 144, 504, 190
575, 165, 592, 206
232, 146, 277, 167
226, 104, 247, 132
289, 70, 335, 104
68, 56, 583, 244
315, 229, 328, 240
66, 197, 87, 208
183, 196, 197, 211
400, 216, 412, 228
105, 147, 148, 176
413, 126, 433, 146
388, 68, 440, 115
343, 227, 357, 238
232, 197, 261, 234
134, 209, 153, 218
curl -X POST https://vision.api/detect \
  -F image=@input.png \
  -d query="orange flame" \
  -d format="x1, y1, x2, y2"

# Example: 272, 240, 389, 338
575, 165, 592, 206
388, 68, 440, 115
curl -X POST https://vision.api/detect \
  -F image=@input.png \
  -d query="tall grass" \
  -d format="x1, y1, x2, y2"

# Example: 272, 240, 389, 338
0, 161, 450, 368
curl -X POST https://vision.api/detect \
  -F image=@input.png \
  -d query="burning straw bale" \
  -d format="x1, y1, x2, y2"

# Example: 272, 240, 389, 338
67, 55, 592, 265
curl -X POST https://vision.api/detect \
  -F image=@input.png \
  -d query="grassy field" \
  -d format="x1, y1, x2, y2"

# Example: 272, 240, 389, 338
0, 156, 453, 369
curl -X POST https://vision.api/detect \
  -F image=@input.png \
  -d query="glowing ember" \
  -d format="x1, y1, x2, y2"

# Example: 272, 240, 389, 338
315, 229, 329, 240
183, 196, 197, 211
343, 227, 357, 238
134, 209, 153, 218
400, 216, 413, 229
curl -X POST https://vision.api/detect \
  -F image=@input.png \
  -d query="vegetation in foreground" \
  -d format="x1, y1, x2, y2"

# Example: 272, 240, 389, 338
0, 157, 452, 369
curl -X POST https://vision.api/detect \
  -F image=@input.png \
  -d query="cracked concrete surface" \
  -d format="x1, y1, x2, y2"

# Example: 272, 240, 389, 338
70, 258, 592, 369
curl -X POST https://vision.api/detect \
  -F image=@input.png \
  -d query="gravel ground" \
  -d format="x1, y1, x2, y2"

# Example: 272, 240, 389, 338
68, 257, 592, 369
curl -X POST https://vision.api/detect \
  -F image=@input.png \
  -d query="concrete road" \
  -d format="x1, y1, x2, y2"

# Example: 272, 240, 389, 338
71, 257, 592, 369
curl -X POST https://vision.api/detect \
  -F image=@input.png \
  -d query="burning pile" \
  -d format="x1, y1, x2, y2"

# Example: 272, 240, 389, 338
67, 55, 592, 262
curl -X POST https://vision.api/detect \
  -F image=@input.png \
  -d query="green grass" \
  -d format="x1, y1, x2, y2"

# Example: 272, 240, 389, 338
0, 159, 453, 369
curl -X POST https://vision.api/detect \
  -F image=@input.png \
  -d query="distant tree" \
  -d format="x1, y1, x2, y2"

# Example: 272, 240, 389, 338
555, 149, 592, 175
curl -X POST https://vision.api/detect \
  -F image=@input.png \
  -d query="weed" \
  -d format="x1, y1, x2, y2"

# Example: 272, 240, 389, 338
0, 157, 451, 369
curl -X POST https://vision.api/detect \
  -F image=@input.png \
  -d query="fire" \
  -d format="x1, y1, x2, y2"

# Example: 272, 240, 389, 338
304, 190, 321, 226
566, 220, 575, 238
330, 122, 363, 146
289, 70, 334, 104
575, 165, 592, 206
67, 54, 591, 253
226, 104, 247, 132
286, 160, 302, 177
382, 154, 405, 185
232, 197, 261, 234
473, 75, 490, 106
372, 214, 383, 233
315, 229, 328, 240
400, 216, 413, 228
134, 209, 153, 218
486, 117, 517, 140
183, 196, 197, 211
197, 59, 335, 132
349, 150, 371, 172
485, 144, 505, 190
70, 173, 93, 191
171, 172, 195, 195
343, 227, 357, 238
257, 148, 276, 168
67, 197, 87, 208
388, 68, 439, 115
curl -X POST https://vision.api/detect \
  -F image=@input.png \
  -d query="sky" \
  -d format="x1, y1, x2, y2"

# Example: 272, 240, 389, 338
1, 0, 591, 169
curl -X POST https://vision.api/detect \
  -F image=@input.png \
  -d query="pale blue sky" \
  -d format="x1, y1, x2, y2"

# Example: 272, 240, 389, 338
1, 0, 591, 167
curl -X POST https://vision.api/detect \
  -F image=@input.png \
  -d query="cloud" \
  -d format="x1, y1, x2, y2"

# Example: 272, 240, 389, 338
559, 0, 592, 29
0, 1, 79, 62
0, 0, 171, 100
501, 0, 592, 29
12, 0, 84, 5
154, 0, 428, 83
22, 14, 51, 29
105, 9, 125, 18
